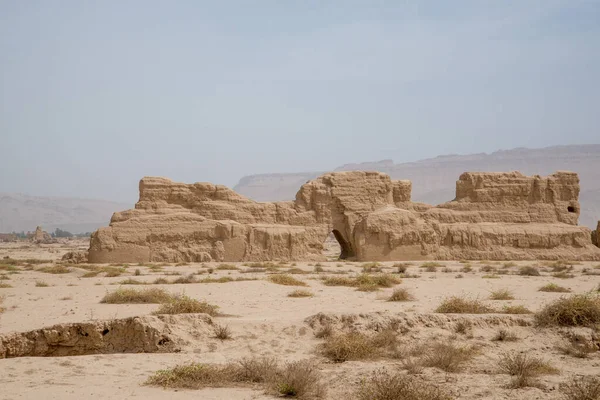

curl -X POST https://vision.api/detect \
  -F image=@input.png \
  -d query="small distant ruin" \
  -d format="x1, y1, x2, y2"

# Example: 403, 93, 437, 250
31, 226, 56, 244
89, 171, 600, 263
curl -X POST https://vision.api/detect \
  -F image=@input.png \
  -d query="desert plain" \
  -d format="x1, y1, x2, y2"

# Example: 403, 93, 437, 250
1, 238, 599, 400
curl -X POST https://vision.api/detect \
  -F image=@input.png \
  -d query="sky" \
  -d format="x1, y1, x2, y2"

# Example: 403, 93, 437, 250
1, 0, 599, 203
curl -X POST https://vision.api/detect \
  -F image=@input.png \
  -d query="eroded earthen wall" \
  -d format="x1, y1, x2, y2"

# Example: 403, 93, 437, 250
88, 171, 600, 262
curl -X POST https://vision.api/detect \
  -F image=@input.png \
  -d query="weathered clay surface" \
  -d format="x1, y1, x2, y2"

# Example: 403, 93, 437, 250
0, 314, 213, 358
89, 171, 600, 262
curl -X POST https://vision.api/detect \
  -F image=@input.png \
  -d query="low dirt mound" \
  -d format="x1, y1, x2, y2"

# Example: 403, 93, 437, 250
0, 314, 213, 358
305, 311, 531, 333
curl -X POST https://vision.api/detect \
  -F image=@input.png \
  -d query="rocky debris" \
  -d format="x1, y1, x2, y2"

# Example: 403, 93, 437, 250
31, 226, 56, 244
88, 171, 600, 263
61, 250, 89, 264
593, 221, 600, 248
0, 314, 213, 358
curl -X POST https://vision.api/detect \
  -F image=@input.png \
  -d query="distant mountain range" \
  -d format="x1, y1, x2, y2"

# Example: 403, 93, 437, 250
0, 193, 131, 234
234, 145, 600, 229
2, 145, 598, 233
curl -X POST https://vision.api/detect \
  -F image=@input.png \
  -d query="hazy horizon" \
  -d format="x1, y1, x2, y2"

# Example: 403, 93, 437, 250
2, 1, 599, 203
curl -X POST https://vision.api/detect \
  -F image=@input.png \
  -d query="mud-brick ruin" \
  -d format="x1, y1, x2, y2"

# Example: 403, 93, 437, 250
88, 171, 600, 263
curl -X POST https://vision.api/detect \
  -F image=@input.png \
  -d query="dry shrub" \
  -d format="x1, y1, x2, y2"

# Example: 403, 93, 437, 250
213, 324, 232, 340
519, 266, 541, 276
498, 352, 558, 388
356, 369, 452, 400
422, 342, 476, 372
556, 333, 598, 358
388, 288, 415, 302
236, 357, 278, 383
153, 277, 169, 284
0, 295, 4, 313
503, 262, 518, 268
460, 265, 473, 273
480, 265, 495, 273
288, 290, 313, 298
502, 305, 532, 314
394, 263, 411, 273
35, 280, 49, 287
435, 296, 495, 314
101, 287, 174, 304
319, 330, 398, 362
535, 294, 600, 327
453, 320, 473, 336
560, 376, 600, 400
153, 296, 219, 316
268, 274, 307, 287
38, 265, 71, 274
314, 324, 333, 339
401, 357, 424, 374
489, 288, 515, 300
268, 359, 327, 399
539, 283, 571, 293
492, 329, 519, 342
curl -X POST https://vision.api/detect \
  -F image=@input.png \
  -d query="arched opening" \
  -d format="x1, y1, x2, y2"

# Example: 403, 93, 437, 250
321, 229, 355, 260
567, 206, 576, 213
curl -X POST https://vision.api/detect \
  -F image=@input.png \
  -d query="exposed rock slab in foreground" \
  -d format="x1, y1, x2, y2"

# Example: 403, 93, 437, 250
89, 171, 600, 263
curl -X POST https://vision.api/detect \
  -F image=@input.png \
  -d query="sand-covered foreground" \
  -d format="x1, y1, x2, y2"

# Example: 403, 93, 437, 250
1, 241, 600, 399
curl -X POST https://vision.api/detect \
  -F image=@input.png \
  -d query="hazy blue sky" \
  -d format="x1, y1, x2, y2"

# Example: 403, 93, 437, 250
1, 0, 599, 202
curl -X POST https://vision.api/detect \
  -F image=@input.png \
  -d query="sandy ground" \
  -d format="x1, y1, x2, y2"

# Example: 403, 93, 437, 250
1, 240, 600, 399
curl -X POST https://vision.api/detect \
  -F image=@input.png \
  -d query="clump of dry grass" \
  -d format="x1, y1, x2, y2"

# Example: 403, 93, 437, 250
361, 262, 383, 273
460, 265, 473, 273
388, 288, 415, 302
0, 295, 4, 313
145, 358, 326, 399
553, 272, 576, 279
502, 305, 532, 314
153, 296, 219, 316
422, 342, 476, 372
560, 376, 600, 400
480, 265, 495, 273
268, 274, 307, 287
318, 331, 399, 362
38, 265, 71, 274
420, 262, 443, 270
216, 264, 239, 270
119, 278, 147, 285
288, 290, 313, 298
535, 294, 600, 327
492, 329, 519, 342
519, 266, 541, 276
213, 324, 232, 340
101, 287, 174, 304
0, 282, 12, 288
321, 274, 401, 291
35, 280, 49, 287
355, 369, 452, 400
489, 288, 515, 300
498, 352, 558, 388
435, 296, 495, 314
539, 283, 571, 293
